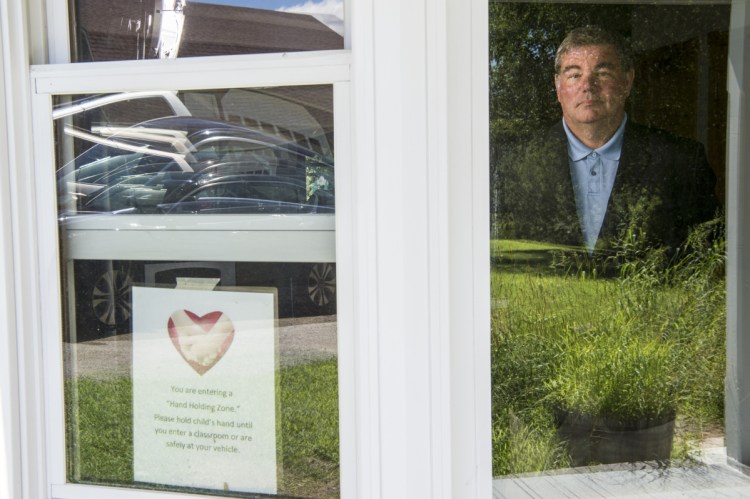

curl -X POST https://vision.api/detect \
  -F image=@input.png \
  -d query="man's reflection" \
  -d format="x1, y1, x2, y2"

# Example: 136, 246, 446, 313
500, 25, 719, 257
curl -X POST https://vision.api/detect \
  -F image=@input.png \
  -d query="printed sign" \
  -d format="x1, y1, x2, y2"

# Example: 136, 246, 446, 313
132, 287, 277, 494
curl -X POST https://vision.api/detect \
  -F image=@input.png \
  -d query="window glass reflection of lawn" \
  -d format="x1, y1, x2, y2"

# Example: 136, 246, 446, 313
492, 239, 580, 273
65, 359, 339, 498
491, 226, 726, 475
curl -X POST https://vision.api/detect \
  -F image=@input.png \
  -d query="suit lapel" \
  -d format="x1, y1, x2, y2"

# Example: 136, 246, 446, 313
598, 121, 653, 245
548, 122, 584, 246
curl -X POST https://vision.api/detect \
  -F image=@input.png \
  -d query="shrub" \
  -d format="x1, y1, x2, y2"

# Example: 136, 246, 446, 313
491, 216, 726, 473
545, 328, 680, 426
492, 407, 570, 475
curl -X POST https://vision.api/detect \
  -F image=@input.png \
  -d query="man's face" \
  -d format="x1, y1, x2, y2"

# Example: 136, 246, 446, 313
555, 44, 634, 130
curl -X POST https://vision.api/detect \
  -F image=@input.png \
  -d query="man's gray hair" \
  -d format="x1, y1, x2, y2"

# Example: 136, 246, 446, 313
554, 25, 633, 74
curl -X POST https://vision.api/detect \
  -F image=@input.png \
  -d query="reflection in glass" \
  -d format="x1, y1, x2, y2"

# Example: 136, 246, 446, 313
55, 87, 335, 217
70, 0, 344, 62
70, 260, 336, 340
490, 3, 728, 476
64, 260, 339, 497
58, 85, 339, 497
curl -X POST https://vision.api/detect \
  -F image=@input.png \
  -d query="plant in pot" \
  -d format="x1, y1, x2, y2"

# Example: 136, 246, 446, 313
545, 328, 680, 466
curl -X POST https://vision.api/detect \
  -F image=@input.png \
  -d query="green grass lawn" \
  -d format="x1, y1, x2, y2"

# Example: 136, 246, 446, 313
65, 235, 726, 488
490, 239, 574, 273
66, 359, 339, 498
491, 237, 726, 475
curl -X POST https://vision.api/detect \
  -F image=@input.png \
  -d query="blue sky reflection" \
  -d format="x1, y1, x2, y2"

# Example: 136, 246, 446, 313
193, 0, 343, 18
192, 0, 344, 34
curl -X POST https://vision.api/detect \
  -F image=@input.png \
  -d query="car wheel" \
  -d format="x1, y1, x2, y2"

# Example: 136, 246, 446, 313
91, 268, 133, 327
307, 262, 336, 307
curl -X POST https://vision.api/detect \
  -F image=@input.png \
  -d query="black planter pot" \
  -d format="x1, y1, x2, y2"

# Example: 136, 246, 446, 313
556, 411, 676, 466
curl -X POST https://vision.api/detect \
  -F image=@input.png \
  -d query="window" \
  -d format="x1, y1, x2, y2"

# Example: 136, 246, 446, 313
30, 5, 352, 491
49, 81, 343, 498
6, 0, 745, 497
490, 0, 730, 479
68, 0, 345, 62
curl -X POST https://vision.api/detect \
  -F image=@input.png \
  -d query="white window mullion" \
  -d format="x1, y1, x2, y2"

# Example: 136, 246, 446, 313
2, 1, 51, 498
33, 88, 67, 495
332, 80, 358, 499
33, 51, 351, 95
725, 0, 750, 468
0, 22, 23, 499
348, 0, 384, 496
446, 0, 492, 496
44, 0, 71, 64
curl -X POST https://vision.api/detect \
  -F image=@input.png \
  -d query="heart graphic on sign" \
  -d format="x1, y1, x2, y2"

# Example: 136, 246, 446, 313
168, 310, 235, 375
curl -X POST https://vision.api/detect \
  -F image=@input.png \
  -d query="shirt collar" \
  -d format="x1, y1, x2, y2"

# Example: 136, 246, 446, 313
563, 114, 628, 162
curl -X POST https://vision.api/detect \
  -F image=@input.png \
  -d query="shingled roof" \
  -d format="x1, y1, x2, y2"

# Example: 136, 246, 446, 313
72, 0, 343, 62
179, 2, 343, 57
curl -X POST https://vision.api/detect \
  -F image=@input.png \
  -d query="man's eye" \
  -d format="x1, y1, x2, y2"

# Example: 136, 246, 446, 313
567, 73, 581, 79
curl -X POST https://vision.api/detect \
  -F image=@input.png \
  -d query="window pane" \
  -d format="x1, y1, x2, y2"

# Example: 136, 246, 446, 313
70, 0, 344, 63
490, 2, 728, 476
59, 85, 339, 497
55, 87, 334, 217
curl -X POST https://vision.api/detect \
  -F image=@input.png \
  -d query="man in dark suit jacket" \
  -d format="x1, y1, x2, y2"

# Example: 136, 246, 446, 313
539, 119, 718, 254
504, 26, 718, 255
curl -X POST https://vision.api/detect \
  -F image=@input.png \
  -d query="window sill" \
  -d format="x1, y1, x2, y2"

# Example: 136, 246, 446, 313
493, 449, 750, 498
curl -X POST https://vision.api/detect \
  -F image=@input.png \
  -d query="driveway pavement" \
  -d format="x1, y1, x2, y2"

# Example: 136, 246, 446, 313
64, 315, 337, 379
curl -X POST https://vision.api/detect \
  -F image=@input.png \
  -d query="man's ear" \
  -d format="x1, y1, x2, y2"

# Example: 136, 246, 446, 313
554, 74, 562, 102
623, 68, 635, 97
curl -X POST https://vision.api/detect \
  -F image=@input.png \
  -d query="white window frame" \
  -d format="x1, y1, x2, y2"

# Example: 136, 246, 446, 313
30, 56, 355, 499
5, 0, 495, 497
4, 2, 365, 498
725, 0, 750, 468
25, 0, 750, 498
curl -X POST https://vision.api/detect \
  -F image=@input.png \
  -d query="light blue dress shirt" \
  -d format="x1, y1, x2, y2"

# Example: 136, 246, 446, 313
563, 115, 628, 254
